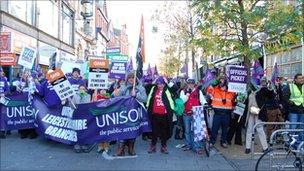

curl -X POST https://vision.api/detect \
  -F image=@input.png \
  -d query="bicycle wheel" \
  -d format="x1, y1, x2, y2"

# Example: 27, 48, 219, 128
255, 147, 301, 171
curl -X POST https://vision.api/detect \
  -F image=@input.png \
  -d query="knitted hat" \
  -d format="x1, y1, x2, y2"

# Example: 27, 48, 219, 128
72, 67, 81, 74
155, 76, 165, 84
186, 78, 195, 84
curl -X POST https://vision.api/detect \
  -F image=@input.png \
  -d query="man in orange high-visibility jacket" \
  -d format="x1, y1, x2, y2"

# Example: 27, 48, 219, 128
210, 74, 236, 148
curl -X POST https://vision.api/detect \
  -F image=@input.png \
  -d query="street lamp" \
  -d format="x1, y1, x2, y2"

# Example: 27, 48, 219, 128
80, 0, 93, 19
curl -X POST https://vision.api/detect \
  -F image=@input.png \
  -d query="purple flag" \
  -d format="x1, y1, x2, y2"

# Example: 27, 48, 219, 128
202, 70, 215, 89
146, 63, 152, 77
126, 58, 133, 72
251, 60, 264, 89
153, 65, 158, 76
180, 62, 188, 77
271, 62, 278, 86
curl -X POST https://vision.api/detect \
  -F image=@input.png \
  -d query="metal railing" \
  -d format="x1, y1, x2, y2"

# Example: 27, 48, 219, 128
251, 122, 304, 159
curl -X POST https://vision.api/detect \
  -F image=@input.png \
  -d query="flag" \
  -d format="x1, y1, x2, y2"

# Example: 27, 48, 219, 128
135, 15, 145, 79
146, 63, 152, 77
180, 62, 188, 77
153, 65, 158, 76
251, 60, 264, 89
202, 70, 215, 89
126, 57, 133, 72
271, 61, 278, 86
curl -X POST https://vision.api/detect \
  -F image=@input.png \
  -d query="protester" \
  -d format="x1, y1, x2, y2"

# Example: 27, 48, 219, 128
210, 74, 236, 148
227, 93, 247, 146
92, 89, 111, 154
36, 70, 62, 108
180, 78, 207, 155
141, 75, 153, 141
146, 76, 175, 154
0, 68, 9, 139
283, 73, 304, 141
245, 77, 270, 154
12, 70, 38, 139
115, 72, 147, 156
68, 67, 86, 92
72, 84, 91, 153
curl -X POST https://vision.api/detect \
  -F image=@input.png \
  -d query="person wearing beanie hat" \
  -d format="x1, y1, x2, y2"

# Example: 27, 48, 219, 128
180, 77, 207, 155
146, 76, 175, 154
69, 67, 86, 92
115, 71, 147, 156
209, 73, 236, 149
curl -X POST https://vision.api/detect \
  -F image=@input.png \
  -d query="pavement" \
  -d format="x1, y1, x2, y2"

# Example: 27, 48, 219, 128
0, 131, 246, 171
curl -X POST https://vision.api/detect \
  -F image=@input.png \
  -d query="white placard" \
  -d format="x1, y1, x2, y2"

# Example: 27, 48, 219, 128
228, 82, 247, 94
18, 46, 37, 69
88, 72, 108, 89
233, 102, 246, 116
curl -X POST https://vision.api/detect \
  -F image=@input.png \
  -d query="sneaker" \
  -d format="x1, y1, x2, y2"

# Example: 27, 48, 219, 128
161, 145, 168, 154
221, 143, 228, 148
245, 148, 251, 154
196, 149, 203, 156
183, 146, 191, 151
148, 145, 156, 153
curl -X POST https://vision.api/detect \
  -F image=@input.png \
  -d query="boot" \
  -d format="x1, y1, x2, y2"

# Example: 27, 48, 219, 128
128, 141, 136, 156
116, 143, 125, 156
148, 144, 156, 153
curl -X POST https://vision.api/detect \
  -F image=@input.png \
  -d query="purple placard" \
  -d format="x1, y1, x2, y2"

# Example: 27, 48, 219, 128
109, 62, 126, 80
228, 66, 248, 84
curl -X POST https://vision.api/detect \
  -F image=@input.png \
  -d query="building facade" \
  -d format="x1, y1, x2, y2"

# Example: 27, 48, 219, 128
107, 24, 129, 56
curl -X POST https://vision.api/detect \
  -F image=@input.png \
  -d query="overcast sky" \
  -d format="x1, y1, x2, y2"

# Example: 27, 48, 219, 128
107, 1, 167, 69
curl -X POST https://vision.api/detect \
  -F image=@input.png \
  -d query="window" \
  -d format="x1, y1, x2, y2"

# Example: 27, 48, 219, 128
291, 63, 302, 76
291, 47, 301, 62
61, 3, 74, 46
37, 0, 59, 38
9, 0, 35, 25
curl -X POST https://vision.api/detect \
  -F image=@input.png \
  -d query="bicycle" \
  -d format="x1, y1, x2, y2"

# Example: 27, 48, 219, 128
255, 132, 304, 171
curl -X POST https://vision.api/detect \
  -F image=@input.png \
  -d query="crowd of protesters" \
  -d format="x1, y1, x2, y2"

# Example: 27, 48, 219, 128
0, 65, 303, 157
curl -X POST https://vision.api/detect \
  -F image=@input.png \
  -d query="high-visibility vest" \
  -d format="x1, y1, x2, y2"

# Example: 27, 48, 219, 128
211, 86, 235, 110
289, 83, 304, 106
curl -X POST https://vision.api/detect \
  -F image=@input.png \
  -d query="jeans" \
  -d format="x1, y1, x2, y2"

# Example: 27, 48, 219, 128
289, 113, 304, 141
183, 115, 202, 151
210, 109, 231, 145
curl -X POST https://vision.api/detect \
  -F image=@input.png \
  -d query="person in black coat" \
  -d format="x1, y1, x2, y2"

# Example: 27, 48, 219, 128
146, 76, 175, 154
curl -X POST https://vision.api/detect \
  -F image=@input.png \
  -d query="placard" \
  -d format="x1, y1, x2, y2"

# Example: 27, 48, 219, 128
18, 46, 37, 69
88, 59, 109, 89
228, 66, 248, 93
46, 69, 75, 100
109, 62, 126, 79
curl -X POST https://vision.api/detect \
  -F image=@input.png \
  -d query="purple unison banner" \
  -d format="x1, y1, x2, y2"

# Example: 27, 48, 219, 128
228, 66, 248, 93
0, 93, 36, 130
109, 62, 126, 80
33, 95, 151, 145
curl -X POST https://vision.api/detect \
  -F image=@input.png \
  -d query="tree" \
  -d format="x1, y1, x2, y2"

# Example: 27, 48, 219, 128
151, 1, 199, 73
158, 45, 182, 77
192, 0, 303, 67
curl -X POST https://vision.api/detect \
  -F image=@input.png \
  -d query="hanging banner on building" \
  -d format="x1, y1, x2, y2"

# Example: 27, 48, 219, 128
0, 32, 12, 53
88, 59, 109, 89
0, 53, 17, 66
33, 95, 151, 145
46, 69, 75, 100
109, 62, 126, 79
107, 54, 128, 62
18, 46, 37, 69
0, 93, 36, 130
228, 66, 248, 93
